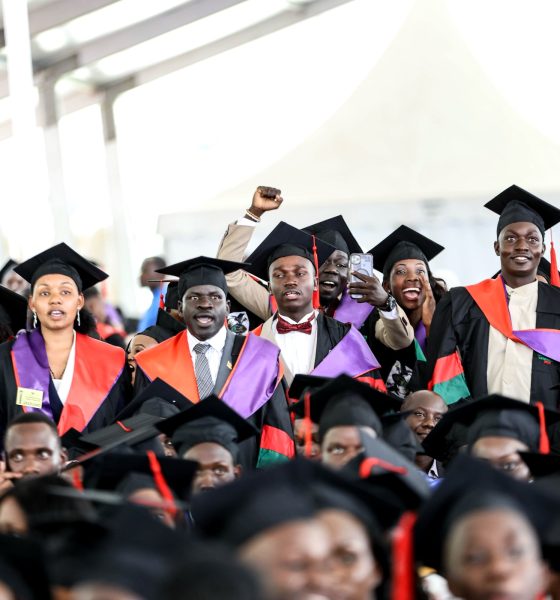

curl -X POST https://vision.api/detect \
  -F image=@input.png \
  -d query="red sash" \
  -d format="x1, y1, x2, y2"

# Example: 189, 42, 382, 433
57, 335, 125, 435
135, 331, 200, 402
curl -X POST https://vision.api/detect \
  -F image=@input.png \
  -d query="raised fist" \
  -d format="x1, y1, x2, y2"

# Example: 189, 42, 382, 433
248, 186, 283, 218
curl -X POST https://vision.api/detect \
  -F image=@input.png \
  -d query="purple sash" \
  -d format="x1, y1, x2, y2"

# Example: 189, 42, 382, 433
514, 329, 560, 363
333, 289, 374, 329
415, 321, 427, 353
311, 325, 380, 378
220, 334, 281, 419
11, 330, 54, 419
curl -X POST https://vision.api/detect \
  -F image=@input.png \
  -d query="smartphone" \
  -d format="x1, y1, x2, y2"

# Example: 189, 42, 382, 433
349, 253, 374, 299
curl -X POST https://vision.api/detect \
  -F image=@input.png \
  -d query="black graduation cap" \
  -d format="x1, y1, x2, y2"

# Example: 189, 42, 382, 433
243, 221, 337, 281
61, 427, 98, 458
367, 225, 444, 280
0, 284, 28, 331
381, 412, 423, 462
303, 215, 363, 255
115, 378, 194, 421
518, 451, 560, 479
155, 307, 185, 337
0, 258, 17, 281
485, 184, 560, 238
290, 375, 401, 442
422, 396, 560, 458
155, 396, 259, 460
75, 503, 187, 600
344, 431, 430, 503
84, 452, 198, 502
14, 242, 108, 292
164, 280, 179, 309
79, 413, 167, 451
156, 256, 249, 299
192, 458, 319, 547
0, 534, 52, 600
288, 374, 330, 401
414, 454, 558, 572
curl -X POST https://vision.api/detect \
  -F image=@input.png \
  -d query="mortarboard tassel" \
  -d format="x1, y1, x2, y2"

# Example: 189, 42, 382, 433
550, 234, 560, 287
391, 511, 417, 600
159, 292, 165, 310
71, 467, 84, 492
359, 457, 408, 478
147, 450, 178, 519
311, 235, 320, 310
535, 401, 550, 454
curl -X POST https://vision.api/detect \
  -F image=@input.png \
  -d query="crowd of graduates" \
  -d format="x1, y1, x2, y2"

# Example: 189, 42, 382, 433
0, 184, 559, 600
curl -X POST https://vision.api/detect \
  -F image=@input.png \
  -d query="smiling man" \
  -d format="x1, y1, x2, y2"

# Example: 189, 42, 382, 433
423, 185, 560, 408
133, 257, 295, 469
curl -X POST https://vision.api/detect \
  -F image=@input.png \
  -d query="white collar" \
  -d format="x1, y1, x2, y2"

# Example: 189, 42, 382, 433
277, 310, 317, 325
187, 326, 227, 353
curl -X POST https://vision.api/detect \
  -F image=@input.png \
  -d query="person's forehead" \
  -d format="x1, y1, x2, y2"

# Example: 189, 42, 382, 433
34, 274, 77, 288
184, 442, 233, 463
269, 256, 313, 271
405, 392, 447, 411
323, 425, 362, 444
184, 284, 224, 295
6, 423, 57, 446
500, 222, 542, 235
472, 435, 527, 457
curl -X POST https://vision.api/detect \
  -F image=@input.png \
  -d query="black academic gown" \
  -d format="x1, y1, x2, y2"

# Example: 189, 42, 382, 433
422, 283, 560, 409
0, 335, 131, 444
134, 329, 294, 471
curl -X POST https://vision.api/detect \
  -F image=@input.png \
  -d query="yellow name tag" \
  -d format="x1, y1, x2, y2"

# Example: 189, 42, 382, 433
16, 387, 43, 409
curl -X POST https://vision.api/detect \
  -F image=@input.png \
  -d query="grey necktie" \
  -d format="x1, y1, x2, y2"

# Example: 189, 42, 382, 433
193, 343, 213, 399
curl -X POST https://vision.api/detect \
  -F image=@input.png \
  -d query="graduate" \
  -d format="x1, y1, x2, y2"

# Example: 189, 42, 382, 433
192, 458, 392, 600
423, 185, 560, 407
243, 222, 386, 390
421, 395, 560, 480
216, 186, 414, 345
415, 454, 554, 600
133, 256, 295, 468
0, 244, 129, 443
290, 375, 401, 468
366, 226, 445, 398
155, 396, 258, 493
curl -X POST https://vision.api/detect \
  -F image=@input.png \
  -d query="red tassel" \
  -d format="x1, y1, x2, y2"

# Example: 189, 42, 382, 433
311, 234, 320, 310
116, 420, 133, 433
159, 292, 165, 310
359, 457, 408, 478
391, 511, 417, 600
71, 467, 84, 492
550, 239, 560, 287
535, 401, 550, 454
147, 450, 178, 518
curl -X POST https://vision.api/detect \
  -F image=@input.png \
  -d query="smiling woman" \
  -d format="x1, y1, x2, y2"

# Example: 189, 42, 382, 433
0, 243, 130, 444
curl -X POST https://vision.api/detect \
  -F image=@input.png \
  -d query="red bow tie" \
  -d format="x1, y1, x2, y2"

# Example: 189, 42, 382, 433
276, 314, 315, 335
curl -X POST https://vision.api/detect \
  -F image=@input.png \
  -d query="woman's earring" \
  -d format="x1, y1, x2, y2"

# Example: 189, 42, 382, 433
76, 311, 81, 327
32, 311, 37, 328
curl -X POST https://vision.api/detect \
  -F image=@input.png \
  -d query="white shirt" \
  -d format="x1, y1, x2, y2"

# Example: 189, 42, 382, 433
487, 280, 537, 403
51, 331, 76, 405
187, 326, 228, 385
273, 310, 318, 377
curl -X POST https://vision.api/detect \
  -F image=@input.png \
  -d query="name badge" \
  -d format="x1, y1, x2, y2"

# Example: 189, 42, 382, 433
16, 387, 43, 409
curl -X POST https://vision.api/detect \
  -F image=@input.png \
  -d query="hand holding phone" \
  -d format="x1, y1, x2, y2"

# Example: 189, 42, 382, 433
349, 253, 374, 299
